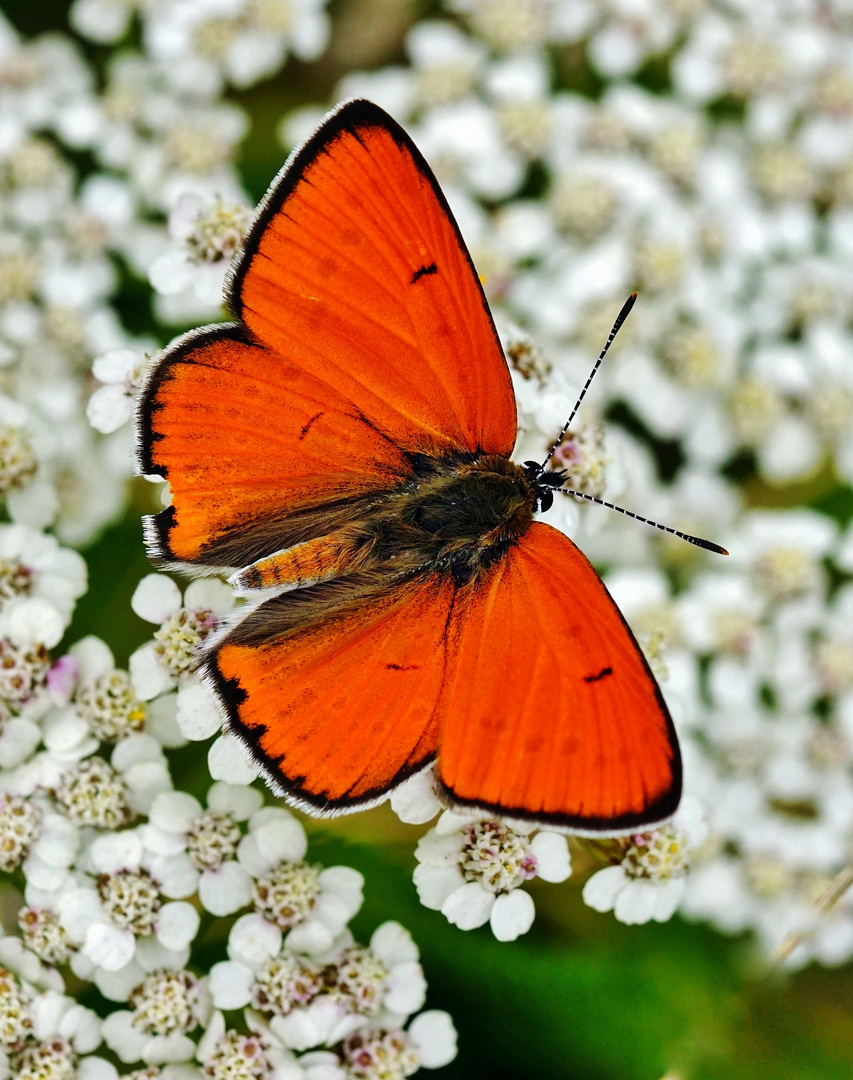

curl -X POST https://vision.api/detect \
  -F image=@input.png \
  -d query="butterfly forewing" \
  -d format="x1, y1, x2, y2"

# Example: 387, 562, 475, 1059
438, 523, 681, 833
228, 99, 516, 458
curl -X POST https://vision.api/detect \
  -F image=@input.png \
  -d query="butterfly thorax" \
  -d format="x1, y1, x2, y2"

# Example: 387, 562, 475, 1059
387, 453, 536, 583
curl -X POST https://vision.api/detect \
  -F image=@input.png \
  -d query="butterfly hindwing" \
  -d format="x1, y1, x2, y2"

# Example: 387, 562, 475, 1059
228, 98, 516, 459
438, 523, 681, 833
203, 572, 455, 812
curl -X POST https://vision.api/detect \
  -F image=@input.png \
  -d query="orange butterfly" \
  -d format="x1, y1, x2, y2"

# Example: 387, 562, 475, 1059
136, 99, 722, 835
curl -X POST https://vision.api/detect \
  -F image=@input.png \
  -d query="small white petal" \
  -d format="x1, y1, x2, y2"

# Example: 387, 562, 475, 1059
145, 692, 185, 748
413, 864, 465, 911
131, 574, 182, 623
408, 1010, 458, 1068
310, 891, 350, 936
135, 936, 189, 973
87, 384, 131, 434
0, 716, 40, 768
77, 1057, 120, 1080
148, 852, 198, 899
148, 250, 194, 295
209, 960, 254, 1009
207, 780, 263, 820
58, 886, 103, 940
614, 879, 660, 925
208, 732, 260, 783
253, 816, 308, 866
102, 1010, 148, 1063
441, 882, 494, 930
85, 923, 136, 971
383, 960, 426, 1015
94, 959, 145, 1002
582, 866, 627, 913
156, 901, 200, 950
112, 732, 165, 770
318, 866, 363, 917
176, 679, 222, 740
142, 1032, 196, 1064
228, 912, 282, 964
32, 815, 79, 867
199, 861, 253, 916
148, 790, 202, 833
285, 919, 334, 956
389, 769, 442, 824
415, 832, 465, 867
530, 831, 571, 883
129, 644, 174, 701
434, 809, 481, 836
184, 577, 234, 615
59, 1002, 102, 1052
197, 1009, 226, 1062
4, 598, 64, 648
651, 878, 686, 923
90, 830, 143, 874
92, 348, 139, 384
369, 921, 418, 966
490, 889, 535, 942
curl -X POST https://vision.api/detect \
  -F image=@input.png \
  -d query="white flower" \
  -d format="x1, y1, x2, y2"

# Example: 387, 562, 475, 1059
582, 797, 709, 925
63, 636, 152, 745
140, 782, 263, 912
101, 967, 211, 1065
58, 827, 199, 978
198, 1009, 305, 1080
147, 193, 251, 307
237, 808, 364, 955
414, 811, 570, 941
130, 575, 233, 743
0, 523, 86, 632
261, 921, 427, 1052
87, 347, 152, 434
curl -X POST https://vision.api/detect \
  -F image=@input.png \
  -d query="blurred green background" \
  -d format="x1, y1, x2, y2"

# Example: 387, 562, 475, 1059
6, 1, 853, 1076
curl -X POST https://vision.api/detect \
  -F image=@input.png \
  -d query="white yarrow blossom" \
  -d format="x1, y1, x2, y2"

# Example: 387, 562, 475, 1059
87, 347, 153, 434
414, 810, 571, 941
129, 573, 233, 741
582, 797, 709, 925
140, 783, 263, 913
147, 192, 252, 308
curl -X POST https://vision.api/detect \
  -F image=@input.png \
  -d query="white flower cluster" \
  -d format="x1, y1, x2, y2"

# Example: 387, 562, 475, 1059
270, 1, 853, 962
0, 610, 456, 1078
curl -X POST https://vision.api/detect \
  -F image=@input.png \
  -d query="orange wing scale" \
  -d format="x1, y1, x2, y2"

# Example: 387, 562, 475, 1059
229, 100, 516, 459
439, 523, 681, 832
207, 575, 455, 810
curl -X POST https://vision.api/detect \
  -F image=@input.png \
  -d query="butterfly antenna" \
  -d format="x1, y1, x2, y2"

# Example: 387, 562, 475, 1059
540, 292, 638, 471
557, 488, 729, 555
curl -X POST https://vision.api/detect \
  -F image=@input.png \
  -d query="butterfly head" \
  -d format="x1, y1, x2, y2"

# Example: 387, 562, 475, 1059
522, 461, 567, 513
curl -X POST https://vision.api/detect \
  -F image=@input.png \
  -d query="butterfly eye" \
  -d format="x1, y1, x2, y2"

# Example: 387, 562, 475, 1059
537, 489, 554, 513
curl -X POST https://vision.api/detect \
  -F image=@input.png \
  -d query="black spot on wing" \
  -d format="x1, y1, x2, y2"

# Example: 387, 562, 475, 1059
386, 663, 420, 671
411, 262, 437, 284
299, 411, 324, 440
583, 666, 613, 683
